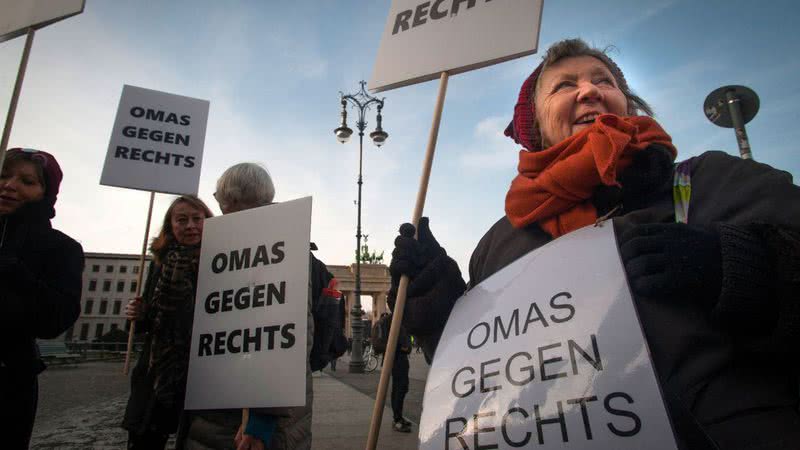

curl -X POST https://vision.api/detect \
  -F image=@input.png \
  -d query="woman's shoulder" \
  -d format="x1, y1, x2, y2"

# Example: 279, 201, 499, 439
689, 150, 794, 183
469, 216, 550, 286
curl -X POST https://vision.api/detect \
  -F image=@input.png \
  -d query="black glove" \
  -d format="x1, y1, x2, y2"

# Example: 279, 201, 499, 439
619, 223, 722, 306
592, 145, 674, 217
389, 217, 444, 282
388, 218, 466, 335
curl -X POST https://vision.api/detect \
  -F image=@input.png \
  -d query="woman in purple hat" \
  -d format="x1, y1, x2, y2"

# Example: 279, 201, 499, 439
388, 39, 800, 449
0, 148, 84, 448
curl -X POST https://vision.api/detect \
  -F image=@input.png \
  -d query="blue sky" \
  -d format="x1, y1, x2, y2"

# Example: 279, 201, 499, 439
1, 0, 798, 279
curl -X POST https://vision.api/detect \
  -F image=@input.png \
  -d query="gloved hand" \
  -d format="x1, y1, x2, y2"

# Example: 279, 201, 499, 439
389, 217, 444, 281
619, 223, 722, 306
592, 145, 674, 217
388, 218, 466, 335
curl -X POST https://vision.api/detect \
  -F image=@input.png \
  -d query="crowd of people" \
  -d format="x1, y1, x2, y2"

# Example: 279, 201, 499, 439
1, 37, 798, 450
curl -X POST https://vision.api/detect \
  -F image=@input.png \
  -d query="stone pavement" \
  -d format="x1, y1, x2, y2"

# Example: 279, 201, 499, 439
30, 360, 422, 449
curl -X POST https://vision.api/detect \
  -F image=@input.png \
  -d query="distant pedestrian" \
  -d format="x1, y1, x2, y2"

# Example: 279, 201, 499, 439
0, 148, 84, 449
391, 323, 412, 433
121, 195, 213, 450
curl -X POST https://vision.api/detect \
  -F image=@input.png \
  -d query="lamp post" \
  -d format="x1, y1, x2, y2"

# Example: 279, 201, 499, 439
704, 85, 760, 160
334, 80, 388, 373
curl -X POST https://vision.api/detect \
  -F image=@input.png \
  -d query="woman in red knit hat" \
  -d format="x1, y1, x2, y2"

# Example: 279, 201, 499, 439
0, 148, 84, 448
388, 39, 800, 449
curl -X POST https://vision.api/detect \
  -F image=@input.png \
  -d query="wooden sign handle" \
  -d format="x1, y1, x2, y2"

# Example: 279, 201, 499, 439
123, 191, 156, 375
0, 27, 35, 171
365, 71, 449, 450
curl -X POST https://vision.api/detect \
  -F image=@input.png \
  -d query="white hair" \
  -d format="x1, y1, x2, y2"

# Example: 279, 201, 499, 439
215, 162, 275, 211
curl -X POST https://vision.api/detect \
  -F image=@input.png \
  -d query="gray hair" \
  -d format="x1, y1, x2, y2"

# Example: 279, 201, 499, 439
215, 162, 275, 211
535, 38, 653, 116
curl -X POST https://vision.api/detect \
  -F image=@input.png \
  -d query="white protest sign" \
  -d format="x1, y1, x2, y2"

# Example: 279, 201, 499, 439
100, 85, 209, 195
369, 0, 544, 92
0, 0, 84, 43
419, 224, 677, 450
185, 197, 312, 410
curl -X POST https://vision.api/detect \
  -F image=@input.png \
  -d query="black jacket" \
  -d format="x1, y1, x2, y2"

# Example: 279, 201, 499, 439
0, 200, 84, 374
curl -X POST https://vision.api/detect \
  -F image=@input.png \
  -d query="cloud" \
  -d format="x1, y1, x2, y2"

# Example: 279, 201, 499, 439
457, 116, 518, 170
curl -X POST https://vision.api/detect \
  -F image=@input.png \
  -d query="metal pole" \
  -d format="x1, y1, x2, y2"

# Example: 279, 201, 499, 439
725, 90, 753, 160
349, 127, 366, 373
0, 28, 36, 171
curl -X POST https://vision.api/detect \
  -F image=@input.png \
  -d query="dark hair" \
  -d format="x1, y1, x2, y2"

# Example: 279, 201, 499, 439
150, 195, 214, 264
3, 150, 46, 190
535, 38, 653, 116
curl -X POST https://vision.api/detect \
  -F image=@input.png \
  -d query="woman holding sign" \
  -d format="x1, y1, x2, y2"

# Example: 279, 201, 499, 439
182, 162, 332, 450
0, 148, 84, 449
389, 39, 800, 449
122, 195, 213, 449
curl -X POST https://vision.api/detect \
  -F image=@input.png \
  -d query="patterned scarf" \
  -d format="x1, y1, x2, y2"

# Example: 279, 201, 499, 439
505, 115, 676, 238
148, 244, 201, 408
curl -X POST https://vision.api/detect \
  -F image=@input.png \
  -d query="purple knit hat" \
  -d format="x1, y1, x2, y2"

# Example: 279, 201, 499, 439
6, 147, 63, 213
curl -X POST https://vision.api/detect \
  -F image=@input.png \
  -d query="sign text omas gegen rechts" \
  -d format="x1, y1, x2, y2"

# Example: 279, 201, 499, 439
196, 241, 296, 357
446, 291, 641, 449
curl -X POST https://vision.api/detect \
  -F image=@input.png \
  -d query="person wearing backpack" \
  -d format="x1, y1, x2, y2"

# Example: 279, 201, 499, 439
388, 38, 800, 449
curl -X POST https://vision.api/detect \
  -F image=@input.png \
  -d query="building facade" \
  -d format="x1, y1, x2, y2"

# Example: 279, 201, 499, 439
64, 252, 152, 342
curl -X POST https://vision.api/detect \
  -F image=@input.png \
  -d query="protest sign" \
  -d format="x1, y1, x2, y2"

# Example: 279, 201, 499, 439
0, 0, 84, 43
365, 2, 545, 447
369, 0, 543, 92
419, 224, 678, 450
185, 197, 312, 410
100, 85, 209, 195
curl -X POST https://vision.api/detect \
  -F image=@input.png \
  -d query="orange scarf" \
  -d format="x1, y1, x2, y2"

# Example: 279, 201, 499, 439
505, 115, 676, 238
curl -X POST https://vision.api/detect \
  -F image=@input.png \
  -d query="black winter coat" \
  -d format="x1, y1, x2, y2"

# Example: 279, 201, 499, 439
0, 200, 84, 374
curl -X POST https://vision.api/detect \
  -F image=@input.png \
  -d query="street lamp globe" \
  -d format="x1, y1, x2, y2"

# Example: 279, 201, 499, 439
335, 126, 353, 144
370, 129, 388, 147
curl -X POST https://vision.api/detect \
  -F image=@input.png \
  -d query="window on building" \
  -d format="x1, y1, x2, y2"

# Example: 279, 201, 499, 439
110, 323, 119, 333
99, 300, 108, 315
106, 265, 114, 273
84, 300, 94, 314
89, 279, 97, 291
95, 323, 104, 339
65, 326, 75, 341
116, 281, 125, 292
113, 301, 121, 315
92, 264, 100, 272
103, 280, 111, 292
130, 281, 138, 293
80, 324, 90, 340
120, 265, 127, 274
133, 266, 139, 274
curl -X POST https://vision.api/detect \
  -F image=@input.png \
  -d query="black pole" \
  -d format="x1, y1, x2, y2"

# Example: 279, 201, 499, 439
725, 90, 753, 160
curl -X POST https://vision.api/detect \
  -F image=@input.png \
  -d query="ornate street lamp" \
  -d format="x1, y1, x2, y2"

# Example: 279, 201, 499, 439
334, 80, 388, 373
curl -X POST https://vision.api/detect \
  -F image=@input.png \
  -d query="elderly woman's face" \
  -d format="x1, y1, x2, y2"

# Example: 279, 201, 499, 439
534, 55, 628, 147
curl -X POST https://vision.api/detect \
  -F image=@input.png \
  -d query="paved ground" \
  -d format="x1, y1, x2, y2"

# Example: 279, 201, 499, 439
324, 350, 429, 424
29, 354, 430, 449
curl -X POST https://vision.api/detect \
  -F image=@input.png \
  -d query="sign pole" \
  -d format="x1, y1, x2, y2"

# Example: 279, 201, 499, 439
365, 71, 449, 450
123, 191, 156, 375
0, 27, 35, 171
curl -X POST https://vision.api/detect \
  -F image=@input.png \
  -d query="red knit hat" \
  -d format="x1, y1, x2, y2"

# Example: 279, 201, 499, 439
504, 61, 545, 152
6, 147, 63, 215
